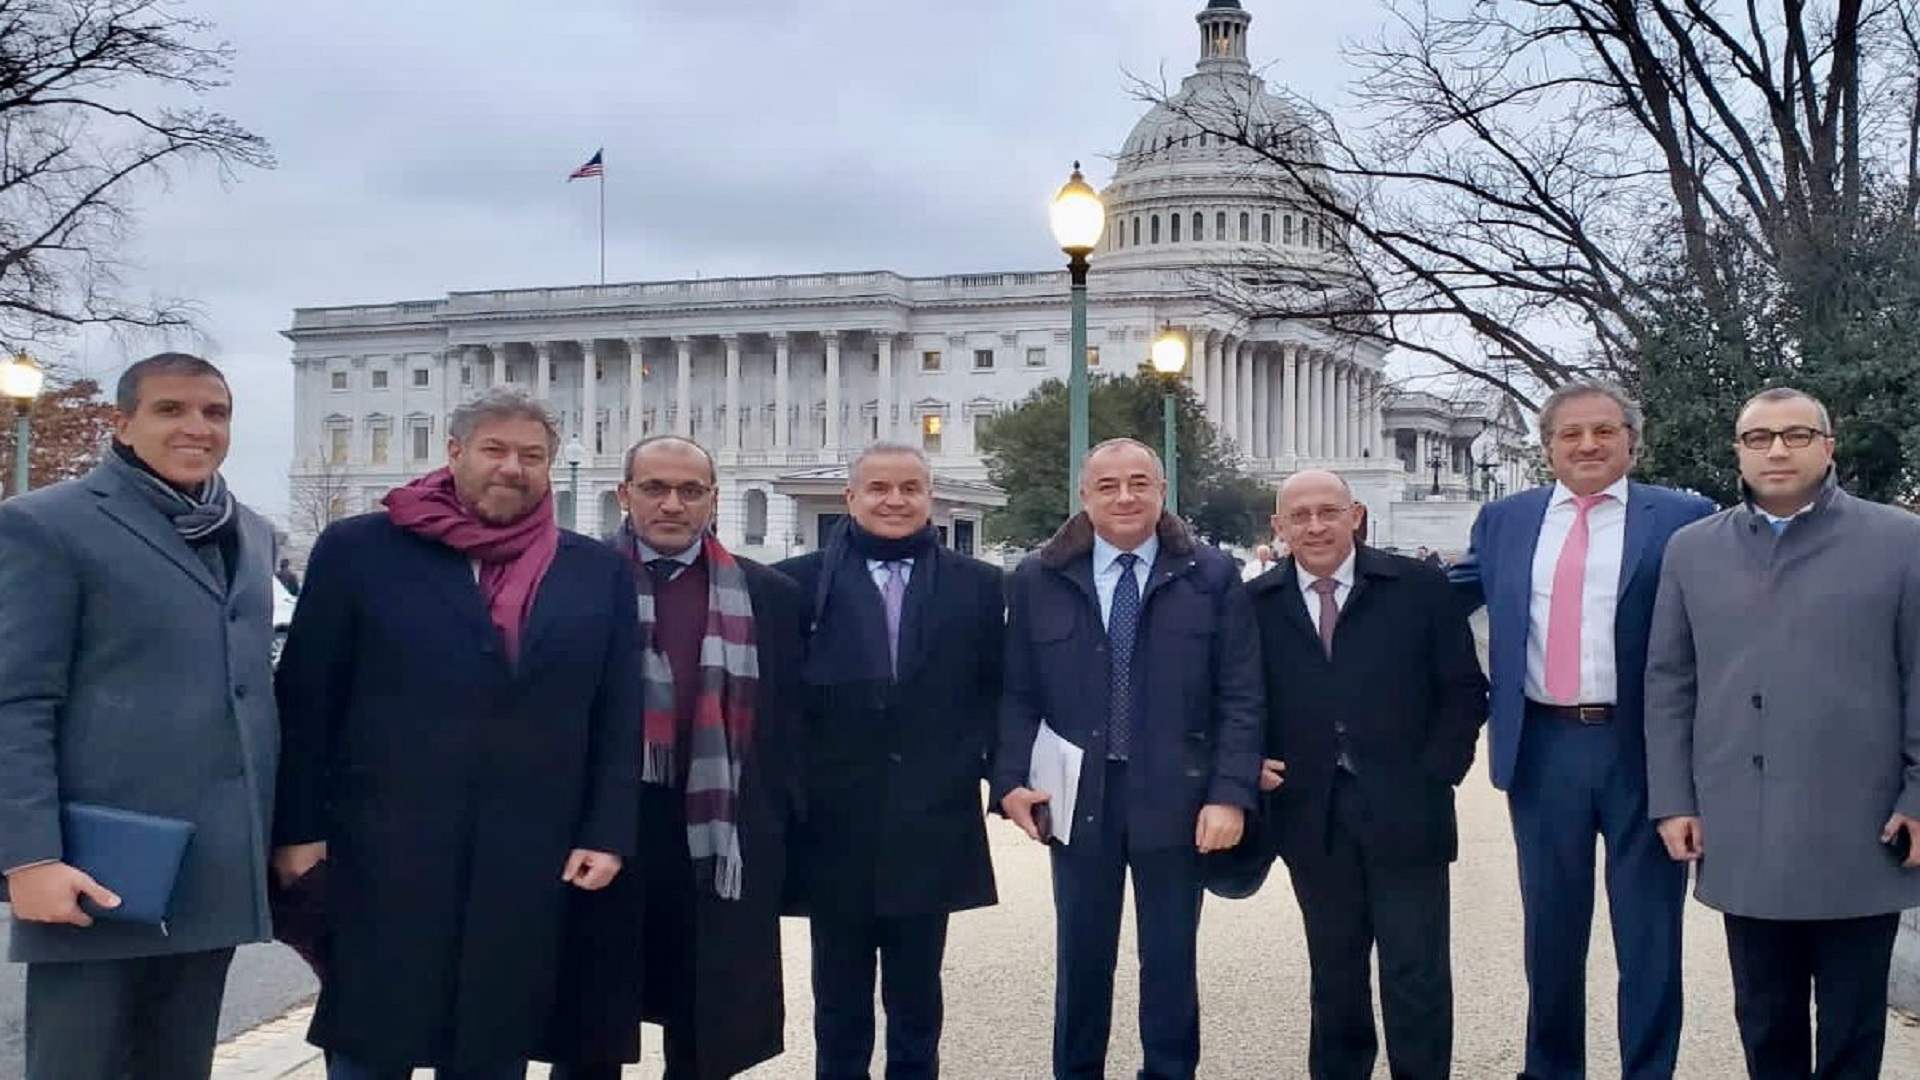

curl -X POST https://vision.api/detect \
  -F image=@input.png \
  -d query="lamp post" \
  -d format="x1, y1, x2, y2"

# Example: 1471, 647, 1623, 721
562, 435, 586, 530
1428, 447, 1444, 497
1049, 161, 1104, 515
1, 353, 45, 499
1150, 326, 1189, 514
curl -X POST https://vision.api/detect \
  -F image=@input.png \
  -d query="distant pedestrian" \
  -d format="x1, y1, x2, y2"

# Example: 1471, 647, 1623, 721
0, 353, 279, 1080
274, 388, 641, 1079
276, 557, 301, 595
1647, 386, 1920, 1078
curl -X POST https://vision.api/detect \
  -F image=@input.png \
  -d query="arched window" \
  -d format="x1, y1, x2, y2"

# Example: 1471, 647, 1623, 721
1113, 217, 1122, 249
744, 489, 769, 546
1132, 217, 1141, 245
1170, 213, 1181, 242
1192, 212, 1204, 240
1284, 214, 1294, 244
1151, 215, 1161, 244
1239, 212, 1251, 241
1216, 210, 1227, 238
1262, 213, 1272, 243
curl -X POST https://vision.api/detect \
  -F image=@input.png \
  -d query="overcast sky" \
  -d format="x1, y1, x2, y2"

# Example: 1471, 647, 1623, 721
65, 0, 1385, 518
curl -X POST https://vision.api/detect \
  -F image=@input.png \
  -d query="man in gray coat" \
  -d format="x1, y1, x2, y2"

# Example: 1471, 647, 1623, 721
0, 353, 279, 1080
1647, 386, 1920, 1079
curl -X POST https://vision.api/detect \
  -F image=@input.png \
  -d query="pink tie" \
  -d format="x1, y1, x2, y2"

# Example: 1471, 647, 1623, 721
1544, 493, 1608, 704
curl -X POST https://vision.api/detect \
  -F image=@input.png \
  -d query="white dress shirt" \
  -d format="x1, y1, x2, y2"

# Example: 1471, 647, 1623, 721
1526, 476, 1629, 704
636, 537, 702, 581
867, 557, 914, 591
1092, 533, 1158, 629
1297, 548, 1357, 635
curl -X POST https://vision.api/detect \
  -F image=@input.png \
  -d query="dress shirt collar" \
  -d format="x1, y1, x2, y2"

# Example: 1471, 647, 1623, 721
867, 557, 915, 571
1549, 474, 1630, 510
1299, 547, 1357, 594
635, 536, 702, 568
1092, 532, 1159, 578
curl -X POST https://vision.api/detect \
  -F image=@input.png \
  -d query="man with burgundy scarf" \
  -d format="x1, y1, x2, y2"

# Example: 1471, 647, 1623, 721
546, 435, 805, 1080
776, 442, 1004, 1080
273, 389, 641, 1080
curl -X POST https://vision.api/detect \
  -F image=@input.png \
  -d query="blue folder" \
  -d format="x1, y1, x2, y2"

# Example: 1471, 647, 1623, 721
60, 803, 195, 930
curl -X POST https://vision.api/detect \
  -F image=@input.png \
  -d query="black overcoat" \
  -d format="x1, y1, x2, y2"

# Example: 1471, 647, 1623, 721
1248, 546, 1488, 867
545, 557, 805, 1080
273, 513, 642, 1069
776, 543, 1003, 919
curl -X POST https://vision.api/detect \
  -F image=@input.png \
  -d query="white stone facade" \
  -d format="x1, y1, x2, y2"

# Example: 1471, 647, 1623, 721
283, 0, 1512, 560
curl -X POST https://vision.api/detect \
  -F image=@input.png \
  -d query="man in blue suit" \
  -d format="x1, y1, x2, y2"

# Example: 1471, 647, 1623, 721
993, 438, 1264, 1080
1450, 382, 1714, 1080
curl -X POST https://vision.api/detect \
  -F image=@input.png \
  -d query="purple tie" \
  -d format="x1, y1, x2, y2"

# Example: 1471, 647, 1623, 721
882, 561, 908, 676
1310, 577, 1340, 658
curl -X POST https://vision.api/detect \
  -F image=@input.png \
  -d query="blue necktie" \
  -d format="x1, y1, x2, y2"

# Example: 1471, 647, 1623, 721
1767, 517, 1787, 537
1107, 553, 1141, 762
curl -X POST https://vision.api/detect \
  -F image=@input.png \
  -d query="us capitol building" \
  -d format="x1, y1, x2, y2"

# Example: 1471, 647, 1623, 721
284, 0, 1530, 560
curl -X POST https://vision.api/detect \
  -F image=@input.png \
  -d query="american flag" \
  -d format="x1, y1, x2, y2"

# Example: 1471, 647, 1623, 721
568, 149, 604, 180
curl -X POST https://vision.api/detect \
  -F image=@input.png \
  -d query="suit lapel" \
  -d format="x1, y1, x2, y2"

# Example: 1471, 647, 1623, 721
1616, 482, 1658, 594
1500, 487, 1553, 627
91, 476, 224, 601
1269, 561, 1325, 655
417, 537, 502, 656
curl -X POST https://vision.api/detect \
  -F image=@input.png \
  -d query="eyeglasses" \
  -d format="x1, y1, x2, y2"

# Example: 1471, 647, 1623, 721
1736, 426, 1828, 451
626, 479, 714, 502
1281, 505, 1355, 527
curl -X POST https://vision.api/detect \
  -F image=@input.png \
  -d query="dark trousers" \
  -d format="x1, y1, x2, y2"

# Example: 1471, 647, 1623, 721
327, 1058, 525, 1080
1283, 773, 1451, 1080
23, 946, 235, 1080
1723, 912, 1901, 1080
810, 911, 950, 1079
1049, 760, 1204, 1080
1507, 712, 1685, 1079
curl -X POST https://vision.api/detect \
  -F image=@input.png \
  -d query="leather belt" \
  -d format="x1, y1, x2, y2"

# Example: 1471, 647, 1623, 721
1526, 701, 1615, 725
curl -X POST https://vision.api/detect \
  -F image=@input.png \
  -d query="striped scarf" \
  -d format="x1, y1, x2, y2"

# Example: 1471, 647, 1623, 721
620, 523, 758, 900
109, 441, 236, 543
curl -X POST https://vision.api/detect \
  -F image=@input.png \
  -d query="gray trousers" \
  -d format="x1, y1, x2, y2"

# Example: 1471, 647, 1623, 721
24, 947, 235, 1080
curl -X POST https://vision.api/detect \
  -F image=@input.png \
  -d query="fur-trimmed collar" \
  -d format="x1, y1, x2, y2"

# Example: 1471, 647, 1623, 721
1037, 511, 1196, 568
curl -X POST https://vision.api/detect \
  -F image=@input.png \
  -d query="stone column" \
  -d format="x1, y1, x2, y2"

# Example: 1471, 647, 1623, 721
876, 333, 894, 440
1373, 375, 1389, 458
1244, 340, 1259, 449
1222, 336, 1241, 446
674, 336, 693, 437
823, 331, 842, 452
1193, 331, 1212, 417
1320, 355, 1335, 458
773, 333, 791, 450
722, 334, 742, 450
491, 343, 506, 387
1250, 348, 1270, 460
579, 340, 598, 457
1206, 333, 1225, 431
535, 342, 553, 402
625, 338, 646, 450
1336, 363, 1351, 458
1283, 345, 1300, 458
1300, 351, 1317, 457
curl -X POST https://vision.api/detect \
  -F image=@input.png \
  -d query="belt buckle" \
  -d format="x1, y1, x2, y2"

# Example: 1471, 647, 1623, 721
1576, 705, 1608, 725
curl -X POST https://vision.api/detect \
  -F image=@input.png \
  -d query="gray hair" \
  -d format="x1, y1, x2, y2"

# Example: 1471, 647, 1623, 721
448, 388, 559, 452
1739, 386, 1833, 432
849, 440, 932, 484
1537, 380, 1644, 451
622, 434, 717, 484
1083, 437, 1166, 478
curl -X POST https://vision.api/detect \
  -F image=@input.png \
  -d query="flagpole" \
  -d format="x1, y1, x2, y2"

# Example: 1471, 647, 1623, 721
598, 169, 606, 285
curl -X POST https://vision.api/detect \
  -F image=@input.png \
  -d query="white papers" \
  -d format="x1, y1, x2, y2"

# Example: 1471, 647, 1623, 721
1029, 722, 1085, 845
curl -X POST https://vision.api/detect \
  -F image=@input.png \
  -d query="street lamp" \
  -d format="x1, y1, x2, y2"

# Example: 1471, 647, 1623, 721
1150, 325, 1189, 514
1, 352, 45, 499
1428, 446, 1445, 497
1050, 161, 1104, 515
561, 435, 586, 530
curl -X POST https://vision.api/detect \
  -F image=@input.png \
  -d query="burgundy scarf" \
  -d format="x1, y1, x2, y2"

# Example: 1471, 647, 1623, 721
384, 467, 559, 662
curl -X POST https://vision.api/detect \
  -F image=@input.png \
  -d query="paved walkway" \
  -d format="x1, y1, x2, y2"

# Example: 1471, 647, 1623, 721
214, 737, 1920, 1078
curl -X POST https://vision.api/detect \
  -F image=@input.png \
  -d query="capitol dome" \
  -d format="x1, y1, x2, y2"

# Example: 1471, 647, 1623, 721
1095, 0, 1347, 274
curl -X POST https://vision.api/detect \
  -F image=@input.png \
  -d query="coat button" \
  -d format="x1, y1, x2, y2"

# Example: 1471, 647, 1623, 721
1752, 755, 1765, 769
234, 685, 248, 700
888, 752, 903, 764
228, 609, 240, 623
1751, 694, 1763, 709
